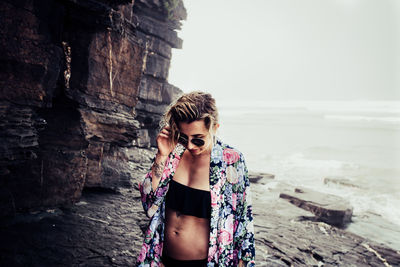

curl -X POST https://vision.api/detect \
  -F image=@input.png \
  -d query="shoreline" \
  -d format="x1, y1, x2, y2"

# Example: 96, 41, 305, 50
248, 171, 400, 266
249, 171, 400, 252
0, 167, 399, 266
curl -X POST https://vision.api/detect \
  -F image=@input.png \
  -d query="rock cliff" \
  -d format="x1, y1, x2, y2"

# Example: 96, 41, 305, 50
0, 0, 186, 217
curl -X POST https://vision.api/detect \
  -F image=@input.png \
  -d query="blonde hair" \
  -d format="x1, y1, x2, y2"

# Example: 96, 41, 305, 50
161, 91, 219, 146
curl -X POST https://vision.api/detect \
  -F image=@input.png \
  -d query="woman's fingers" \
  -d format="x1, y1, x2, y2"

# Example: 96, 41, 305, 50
158, 126, 171, 139
158, 133, 169, 139
160, 128, 170, 135
158, 131, 170, 138
156, 125, 173, 156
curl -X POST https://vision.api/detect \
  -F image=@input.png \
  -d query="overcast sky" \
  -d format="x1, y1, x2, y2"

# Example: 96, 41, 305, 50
169, 0, 400, 103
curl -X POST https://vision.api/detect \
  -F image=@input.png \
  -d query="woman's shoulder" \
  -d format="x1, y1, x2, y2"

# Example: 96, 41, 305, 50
216, 137, 242, 152
215, 137, 245, 162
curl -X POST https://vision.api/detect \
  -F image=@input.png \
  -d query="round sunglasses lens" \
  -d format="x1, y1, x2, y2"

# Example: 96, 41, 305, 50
192, 138, 205, 147
178, 135, 188, 145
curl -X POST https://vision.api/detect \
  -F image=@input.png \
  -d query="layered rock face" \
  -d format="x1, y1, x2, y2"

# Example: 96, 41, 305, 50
134, 0, 184, 146
0, 0, 186, 217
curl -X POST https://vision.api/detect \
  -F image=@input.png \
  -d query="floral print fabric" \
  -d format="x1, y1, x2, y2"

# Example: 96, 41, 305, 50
137, 138, 255, 266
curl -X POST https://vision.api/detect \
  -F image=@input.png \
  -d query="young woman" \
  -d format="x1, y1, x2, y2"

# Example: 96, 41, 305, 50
137, 92, 255, 267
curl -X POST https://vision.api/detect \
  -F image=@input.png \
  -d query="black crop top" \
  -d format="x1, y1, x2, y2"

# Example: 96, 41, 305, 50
166, 179, 211, 219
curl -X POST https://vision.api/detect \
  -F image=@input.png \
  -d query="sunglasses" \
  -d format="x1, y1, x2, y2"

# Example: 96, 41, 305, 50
178, 133, 205, 147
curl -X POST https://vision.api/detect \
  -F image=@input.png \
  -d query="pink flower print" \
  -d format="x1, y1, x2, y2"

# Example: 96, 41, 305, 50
214, 176, 223, 192
233, 220, 239, 232
218, 229, 233, 246
211, 191, 219, 208
137, 243, 149, 262
223, 148, 240, 165
154, 243, 163, 256
142, 178, 152, 195
171, 158, 179, 171
231, 193, 237, 211
219, 244, 225, 255
208, 244, 217, 261
225, 214, 234, 232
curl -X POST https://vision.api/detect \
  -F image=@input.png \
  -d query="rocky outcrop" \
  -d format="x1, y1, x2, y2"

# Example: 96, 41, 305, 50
133, 0, 186, 147
248, 171, 275, 184
280, 187, 353, 227
324, 176, 363, 189
0, 0, 185, 217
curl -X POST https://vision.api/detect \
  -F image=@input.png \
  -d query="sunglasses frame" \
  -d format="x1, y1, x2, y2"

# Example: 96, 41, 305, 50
178, 133, 205, 147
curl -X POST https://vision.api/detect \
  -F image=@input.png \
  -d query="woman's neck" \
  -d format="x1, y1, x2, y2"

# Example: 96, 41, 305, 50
185, 146, 212, 162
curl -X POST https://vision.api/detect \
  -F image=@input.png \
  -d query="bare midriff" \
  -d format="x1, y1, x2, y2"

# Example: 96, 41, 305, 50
164, 207, 210, 260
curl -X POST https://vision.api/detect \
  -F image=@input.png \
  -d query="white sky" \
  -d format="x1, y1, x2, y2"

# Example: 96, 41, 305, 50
169, 0, 400, 103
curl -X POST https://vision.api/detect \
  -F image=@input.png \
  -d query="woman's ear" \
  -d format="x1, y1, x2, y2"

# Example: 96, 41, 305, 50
212, 123, 220, 135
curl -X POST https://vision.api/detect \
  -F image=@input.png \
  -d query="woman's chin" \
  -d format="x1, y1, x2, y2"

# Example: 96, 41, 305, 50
189, 149, 200, 155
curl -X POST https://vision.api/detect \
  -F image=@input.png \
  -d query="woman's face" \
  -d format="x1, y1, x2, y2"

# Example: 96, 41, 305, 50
177, 119, 218, 156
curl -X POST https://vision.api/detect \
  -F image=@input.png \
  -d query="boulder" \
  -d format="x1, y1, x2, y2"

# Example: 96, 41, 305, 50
324, 176, 362, 189
279, 187, 353, 227
248, 172, 275, 184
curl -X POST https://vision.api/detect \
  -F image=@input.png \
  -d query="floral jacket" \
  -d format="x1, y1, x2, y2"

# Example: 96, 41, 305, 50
136, 138, 255, 266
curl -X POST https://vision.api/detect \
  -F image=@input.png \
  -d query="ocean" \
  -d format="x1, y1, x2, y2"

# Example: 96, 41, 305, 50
217, 100, 400, 250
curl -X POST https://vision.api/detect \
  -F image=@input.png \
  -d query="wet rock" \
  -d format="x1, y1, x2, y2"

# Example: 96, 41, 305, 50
134, 11, 183, 48
248, 171, 275, 184
0, 186, 148, 266
279, 187, 353, 227
0, 168, 399, 266
138, 76, 181, 105
324, 176, 362, 189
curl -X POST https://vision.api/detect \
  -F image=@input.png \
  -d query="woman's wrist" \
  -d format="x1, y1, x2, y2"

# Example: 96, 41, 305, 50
155, 151, 169, 159
152, 152, 168, 180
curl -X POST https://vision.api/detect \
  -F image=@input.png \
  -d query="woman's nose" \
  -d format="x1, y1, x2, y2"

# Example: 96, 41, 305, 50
187, 139, 195, 149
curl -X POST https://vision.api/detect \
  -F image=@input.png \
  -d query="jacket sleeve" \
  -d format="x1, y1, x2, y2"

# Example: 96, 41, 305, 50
138, 143, 186, 218
235, 153, 256, 266
137, 158, 159, 218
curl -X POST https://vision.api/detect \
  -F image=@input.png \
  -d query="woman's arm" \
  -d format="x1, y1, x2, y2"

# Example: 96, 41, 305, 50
138, 155, 165, 218
138, 152, 174, 218
138, 126, 175, 218
138, 143, 186, 218
151, 152, 169, 191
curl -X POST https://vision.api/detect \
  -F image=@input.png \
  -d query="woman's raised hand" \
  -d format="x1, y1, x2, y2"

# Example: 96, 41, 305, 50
156, 125, 174, 157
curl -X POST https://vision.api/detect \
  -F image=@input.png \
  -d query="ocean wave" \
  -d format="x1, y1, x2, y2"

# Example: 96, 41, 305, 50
251, 152, 400, 226
219, 100, 400, 116
324, 115, 400, 124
